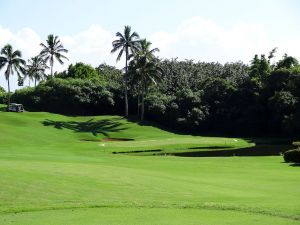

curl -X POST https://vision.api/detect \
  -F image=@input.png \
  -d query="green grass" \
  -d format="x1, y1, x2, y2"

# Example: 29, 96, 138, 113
0, 106, 299, 224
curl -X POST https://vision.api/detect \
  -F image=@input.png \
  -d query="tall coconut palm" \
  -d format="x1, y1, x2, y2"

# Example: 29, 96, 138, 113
111, 26, 140, 117
26, 55, 49, 87
0, 44, 26, 106
128, 40, 161, 120
135, 39, 159, 60
128, 55, 162, 121
40, 34, 68, 77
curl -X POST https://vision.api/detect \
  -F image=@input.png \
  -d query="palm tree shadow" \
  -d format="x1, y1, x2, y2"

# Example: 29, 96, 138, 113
42, 118, 126, 136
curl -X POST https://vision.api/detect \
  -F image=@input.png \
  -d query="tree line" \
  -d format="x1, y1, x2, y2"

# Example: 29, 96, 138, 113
1, 26, 300, 137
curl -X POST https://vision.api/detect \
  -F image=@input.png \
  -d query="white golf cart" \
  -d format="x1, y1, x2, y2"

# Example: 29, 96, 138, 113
8, 103, 24, 112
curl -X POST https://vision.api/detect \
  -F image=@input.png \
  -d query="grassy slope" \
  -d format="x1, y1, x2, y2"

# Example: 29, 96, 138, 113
0, 108, 299, 224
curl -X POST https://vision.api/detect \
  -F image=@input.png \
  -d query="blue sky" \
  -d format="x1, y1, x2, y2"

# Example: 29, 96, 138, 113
0, 0, 300, 90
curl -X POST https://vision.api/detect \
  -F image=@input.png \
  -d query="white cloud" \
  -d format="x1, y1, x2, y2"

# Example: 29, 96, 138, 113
0, 25, 119, 90
60, 24, 116, 68
1, 17, 300, 91
150, 16, 300, 63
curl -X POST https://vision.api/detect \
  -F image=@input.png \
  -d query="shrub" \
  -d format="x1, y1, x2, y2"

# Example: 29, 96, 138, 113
283, 149, 300, 163
11, 78, 115, 115
0, 86, 6, 104
11, 87, 36, 108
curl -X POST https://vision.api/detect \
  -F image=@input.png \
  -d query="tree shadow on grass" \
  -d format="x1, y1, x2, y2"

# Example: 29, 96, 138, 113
289, 163, 300, 167
171, 144, 294, 157
42, 118, 126, 136
188, 146, 232, 150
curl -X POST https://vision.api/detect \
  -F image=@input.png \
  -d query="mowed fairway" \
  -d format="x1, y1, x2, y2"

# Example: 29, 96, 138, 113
0, 108, 300, 224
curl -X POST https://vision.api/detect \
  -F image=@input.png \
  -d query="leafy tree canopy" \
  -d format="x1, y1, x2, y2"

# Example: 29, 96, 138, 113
56, 62, 100, 80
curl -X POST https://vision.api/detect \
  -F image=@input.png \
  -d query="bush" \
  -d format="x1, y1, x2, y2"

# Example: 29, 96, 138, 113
0, 86, 6, 104
11, 87, 36, 108
11, 78, 116, 115
283, 149, 300, 163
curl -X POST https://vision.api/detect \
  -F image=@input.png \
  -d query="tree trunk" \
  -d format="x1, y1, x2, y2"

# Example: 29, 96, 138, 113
137, 91, 140, 117
141, 83, 145, 121
50, 55, 54, 78
7, 77, 10, 108
141, 92, 144, 121
51, 64, 53, 78
35, 77, 37, 87
124, 51, 129, 117
124, 80, 128, 117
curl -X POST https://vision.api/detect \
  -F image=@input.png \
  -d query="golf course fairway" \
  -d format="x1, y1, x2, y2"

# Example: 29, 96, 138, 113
0, 108, 299, 224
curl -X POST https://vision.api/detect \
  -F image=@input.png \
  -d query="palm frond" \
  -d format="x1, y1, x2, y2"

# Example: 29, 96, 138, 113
54, 53, 65, 64
130, 31, 140, 39
111, 44, 123, 53
115, 32, 125, 40
40, 43, 49, 50
57, 48, 68, 53
40, 34, 68, 73
116, 48, 124, 62
150, 48, 160, 54
12, 50, 22, 58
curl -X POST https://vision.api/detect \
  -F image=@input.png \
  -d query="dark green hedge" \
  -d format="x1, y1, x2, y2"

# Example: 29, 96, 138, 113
11, 78, 116, 115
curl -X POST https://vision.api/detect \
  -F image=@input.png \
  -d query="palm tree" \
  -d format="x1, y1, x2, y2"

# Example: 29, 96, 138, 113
135, 39, 159, 59
25, 70, 34, 87
26, 55, 49, 87
0, 44, 26, 106
128, 40, 161, 120
40, 34, 68, 77
128, 54, 162, 121
111, 26, 140, 117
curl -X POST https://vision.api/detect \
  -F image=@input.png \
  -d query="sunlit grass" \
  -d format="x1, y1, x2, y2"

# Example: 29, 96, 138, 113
0, 107, 299, 224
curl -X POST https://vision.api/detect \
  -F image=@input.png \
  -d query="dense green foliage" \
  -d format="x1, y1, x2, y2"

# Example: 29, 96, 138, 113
0, 86, 6, 104
12, 78, 115, 115
144, 56, 300, 135
12, 62, 124, 114
12, 53, 300, 136
56, 62, 100, 80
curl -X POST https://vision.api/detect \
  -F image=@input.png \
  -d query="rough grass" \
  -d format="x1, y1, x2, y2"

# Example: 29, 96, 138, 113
0, 106, 299, 224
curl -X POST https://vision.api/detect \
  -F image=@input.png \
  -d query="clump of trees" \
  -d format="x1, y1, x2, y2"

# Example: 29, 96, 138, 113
12, 77, 114, 115
1, 26, 300, 137
12, 62, 121, 115
145, 52, 300, 136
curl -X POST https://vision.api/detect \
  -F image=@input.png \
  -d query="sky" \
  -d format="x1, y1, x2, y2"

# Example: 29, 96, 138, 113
0, 0, 300, 91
